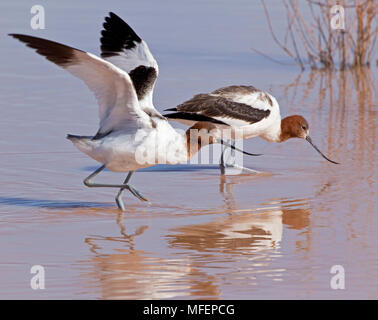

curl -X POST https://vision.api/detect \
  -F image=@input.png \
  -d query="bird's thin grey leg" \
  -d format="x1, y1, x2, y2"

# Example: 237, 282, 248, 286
115, 172, 133, 211
83, 165, 148, 210
226, 141, 260, 174
219, 139, 235, 174
115, 171, 148, 211
219, 140, 226, 175
115, 171, 133, 211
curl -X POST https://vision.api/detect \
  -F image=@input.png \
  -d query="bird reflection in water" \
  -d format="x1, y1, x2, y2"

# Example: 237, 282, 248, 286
80, 174, 311, 299
168, 176, 310, 255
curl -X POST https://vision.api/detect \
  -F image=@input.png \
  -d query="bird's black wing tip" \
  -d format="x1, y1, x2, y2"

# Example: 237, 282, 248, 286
100, 11, 141, 53
66, 134, 75, 140
8, 33, 22, 39
105, 12, 130, 26
103, 12, 122, 26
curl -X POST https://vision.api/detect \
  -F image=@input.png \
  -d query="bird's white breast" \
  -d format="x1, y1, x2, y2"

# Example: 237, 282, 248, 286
86, 120, 188, 172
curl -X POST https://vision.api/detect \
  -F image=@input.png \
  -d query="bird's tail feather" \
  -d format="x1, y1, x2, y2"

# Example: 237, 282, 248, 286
66, 134, 105, 164
66, 134, 96, 155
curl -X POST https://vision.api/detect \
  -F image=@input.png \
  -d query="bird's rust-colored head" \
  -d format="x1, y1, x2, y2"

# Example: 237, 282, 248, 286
280, 115, 309, 141
280, 115, 339, 164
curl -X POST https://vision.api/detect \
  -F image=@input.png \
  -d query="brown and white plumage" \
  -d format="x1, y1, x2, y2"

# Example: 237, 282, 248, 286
164, 85, 339, 164
9, 33, 191, 172
9, 34, 150, 137
9, 12, 338, 193
8, 13, 261, 211
164, 85, 282, 142
100, 12, 161, 118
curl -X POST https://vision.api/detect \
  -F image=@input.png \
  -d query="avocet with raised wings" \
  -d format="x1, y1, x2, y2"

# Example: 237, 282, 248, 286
9, 12, 255, 210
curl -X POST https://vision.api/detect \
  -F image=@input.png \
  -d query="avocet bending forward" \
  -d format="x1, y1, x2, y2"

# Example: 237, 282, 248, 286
9, 13, 254, 210
164, 85, 339, 173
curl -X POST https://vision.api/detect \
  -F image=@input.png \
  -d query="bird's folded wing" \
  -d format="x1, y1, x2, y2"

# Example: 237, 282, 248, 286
100, 12, 160, 113
165, 91, 271, 127
9, 34, 150, 134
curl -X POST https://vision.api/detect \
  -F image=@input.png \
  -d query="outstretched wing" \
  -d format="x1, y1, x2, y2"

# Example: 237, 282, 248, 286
164, 86, 272, 127
100, 12, 159, 113
9, 34, 151, 135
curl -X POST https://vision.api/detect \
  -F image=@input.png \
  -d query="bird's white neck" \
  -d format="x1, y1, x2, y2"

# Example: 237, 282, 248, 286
260, 121, 283, 143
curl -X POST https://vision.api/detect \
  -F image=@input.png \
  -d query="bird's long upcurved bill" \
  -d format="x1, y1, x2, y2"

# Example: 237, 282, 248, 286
219, 139, 262, 156
305, 136, 339, 164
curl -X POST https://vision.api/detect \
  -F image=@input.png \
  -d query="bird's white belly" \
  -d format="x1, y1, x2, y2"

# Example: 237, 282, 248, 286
87, 126, 188, 172
210, 117, 280, 141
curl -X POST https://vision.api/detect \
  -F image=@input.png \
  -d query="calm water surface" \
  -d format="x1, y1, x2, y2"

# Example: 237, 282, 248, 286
0, 1, 377, 299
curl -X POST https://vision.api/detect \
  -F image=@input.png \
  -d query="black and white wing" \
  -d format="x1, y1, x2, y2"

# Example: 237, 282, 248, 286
9, 34, 151, 136
164, 85, 273, 127
100, 12, 160, 116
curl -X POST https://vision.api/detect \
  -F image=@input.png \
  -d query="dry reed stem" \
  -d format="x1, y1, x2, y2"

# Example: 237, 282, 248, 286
255, 0, 377, 70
